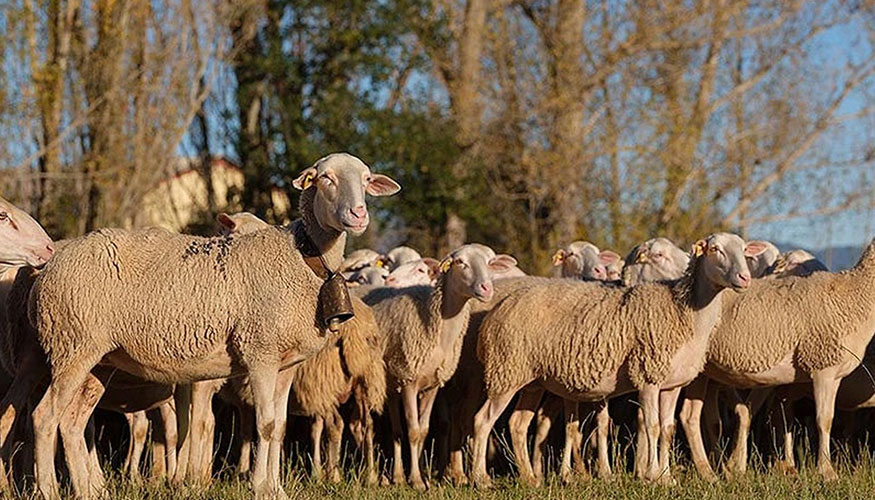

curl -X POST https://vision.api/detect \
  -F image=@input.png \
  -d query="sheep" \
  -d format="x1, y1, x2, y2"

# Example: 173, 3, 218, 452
216, 212, 272, 236
0, 197, 54, 269
383, 258, 440, 288
552, 241, 622, 281
469, 233, 754, 487
362, 244, 517, 491
27, 152, 399, 500
347, 265, 390, 287
679, 239, 875, 482
531, 237, 694, 483
182, 211, 387, 486
341, 248, 383, 274
379, 245, 422, 270
742, 240, 781, 278
622, 237, 691, 286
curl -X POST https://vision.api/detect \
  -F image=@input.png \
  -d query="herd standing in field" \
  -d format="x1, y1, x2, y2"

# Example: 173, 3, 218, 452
0, 153, 871, 499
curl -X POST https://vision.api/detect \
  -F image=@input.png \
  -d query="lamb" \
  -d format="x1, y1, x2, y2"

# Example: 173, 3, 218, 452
0, 196, 54, 269
28, 152, 399, 500
469, 233, 754, 487
552, 241, 622, 281
679, 239, 875, 481
362, 244, 517, 491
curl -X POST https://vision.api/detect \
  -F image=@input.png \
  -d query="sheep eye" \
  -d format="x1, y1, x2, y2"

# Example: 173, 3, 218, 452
0, 212, 7, 221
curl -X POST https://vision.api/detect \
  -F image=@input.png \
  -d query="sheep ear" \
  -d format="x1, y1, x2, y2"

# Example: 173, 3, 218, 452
216, 213, 236, 231
367, 174, 401, 196
745, 240, 770, 258
292, 167, 318, 191
598, 250, 621, 266
489, 254, 518, 272
692, 240, 708, 257
551, 249, 567, 266
422, 258, 441, 278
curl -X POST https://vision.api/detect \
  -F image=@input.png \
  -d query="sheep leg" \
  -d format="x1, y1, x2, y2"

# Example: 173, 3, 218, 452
387, 393, 405, 485
640, 384, 662, 482
324, 407, 344, 483
186, 380, 217, 484
0, 353, 45, 486
444, 404, 467, 486
531, 397, 557, 482
33, 356, 103, 500
724, 388, 769, 478
85, 416, 104, 492
559, 399, 580, 484
508, 386, 543, 486
147, 402, 177, 482
58, 372, 106, 499
471, 390, 517, 489
634, 407, 648, 479
702, 383, 722, 452
361, 400, 378, 486
238, 405, 254, 477
267, 373, 293, 487
771, 395, 797, 475
595, 399, 612, 479
404, 385, 433, 491
172, 383, 191, 485
570, 402, 586, 475
679, 376, 717, 481
657, 387, 682, 482
812, 371, 841, 481
161, 401, 178, 480
249, 367, 287, 500
310, 416, 325, 480
125, 411, 149, 481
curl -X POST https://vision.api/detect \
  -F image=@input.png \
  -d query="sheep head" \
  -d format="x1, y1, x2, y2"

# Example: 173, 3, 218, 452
552, 241, 619, 281
384, 258, 441, 288
441, 244, 518, 302
692, 233, 757, 292
292, 153, 400, 236
0, 196, 54, 268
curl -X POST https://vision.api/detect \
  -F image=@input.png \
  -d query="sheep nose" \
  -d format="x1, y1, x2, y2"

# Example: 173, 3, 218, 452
477, 282, 493, 299
384, 276, 396, 285
349, 205, 367, 220
736, 272, 751, 287
46, 243, 55, 256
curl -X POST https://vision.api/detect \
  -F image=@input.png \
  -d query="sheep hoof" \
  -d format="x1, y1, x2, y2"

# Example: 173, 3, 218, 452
329, 470, 342, 484
379, 474, 392, 487
818, 466, 838, 482
446, 471, 468, 487
409, 477, 428, 492
518, 473, 541, 488
472, 472, 493, 489
773, 461, 798, 476
365, 470, 380, 486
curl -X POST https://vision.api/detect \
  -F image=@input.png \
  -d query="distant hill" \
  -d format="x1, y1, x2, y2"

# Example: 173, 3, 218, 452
775, 242, 864, 271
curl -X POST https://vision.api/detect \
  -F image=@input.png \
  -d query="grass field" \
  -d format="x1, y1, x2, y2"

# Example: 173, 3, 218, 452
16, 450, 874, 500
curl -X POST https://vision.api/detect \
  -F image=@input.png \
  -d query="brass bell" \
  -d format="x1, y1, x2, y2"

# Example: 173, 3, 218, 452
319, 272, 355, 333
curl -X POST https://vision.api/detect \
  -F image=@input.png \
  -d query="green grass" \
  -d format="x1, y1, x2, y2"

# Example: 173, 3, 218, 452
13, 455, 875, 500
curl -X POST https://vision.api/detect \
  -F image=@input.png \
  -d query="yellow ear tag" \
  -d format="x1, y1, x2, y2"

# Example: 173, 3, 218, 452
301, 173, 314, 190
636, 252, 649, 264
440, 259, 452, 274
375, 259, 385, 268
693, 241, 706, 257
551, 250, 565, 266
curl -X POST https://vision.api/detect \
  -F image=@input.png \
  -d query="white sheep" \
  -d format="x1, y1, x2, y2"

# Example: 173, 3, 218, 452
469, 233, 754, 487
552, 241, 622, 281
383, 258, 441, 288
362, 244, 517, 491
28, 153, 399, 500
679, 239, 875, 481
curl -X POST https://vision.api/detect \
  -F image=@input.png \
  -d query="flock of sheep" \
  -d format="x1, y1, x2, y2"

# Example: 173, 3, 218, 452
0, 152, 873, 499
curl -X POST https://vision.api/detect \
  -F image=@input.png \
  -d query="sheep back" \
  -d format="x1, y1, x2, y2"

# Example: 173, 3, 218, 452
709, 269, 873, 373
31, 227, 326, 380
478, 280, 693, 397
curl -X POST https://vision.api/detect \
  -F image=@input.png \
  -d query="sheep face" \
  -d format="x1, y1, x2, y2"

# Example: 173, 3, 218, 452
552, 241, 619, 281
346, 266, 389, 287
292, 153, 400, 236
384, 258, 440, 288
215, 212, 269, 236
442, 244, 518, 302
0, 196, 54, 268
694, 233, 755, 291
623, 237, 690, 286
